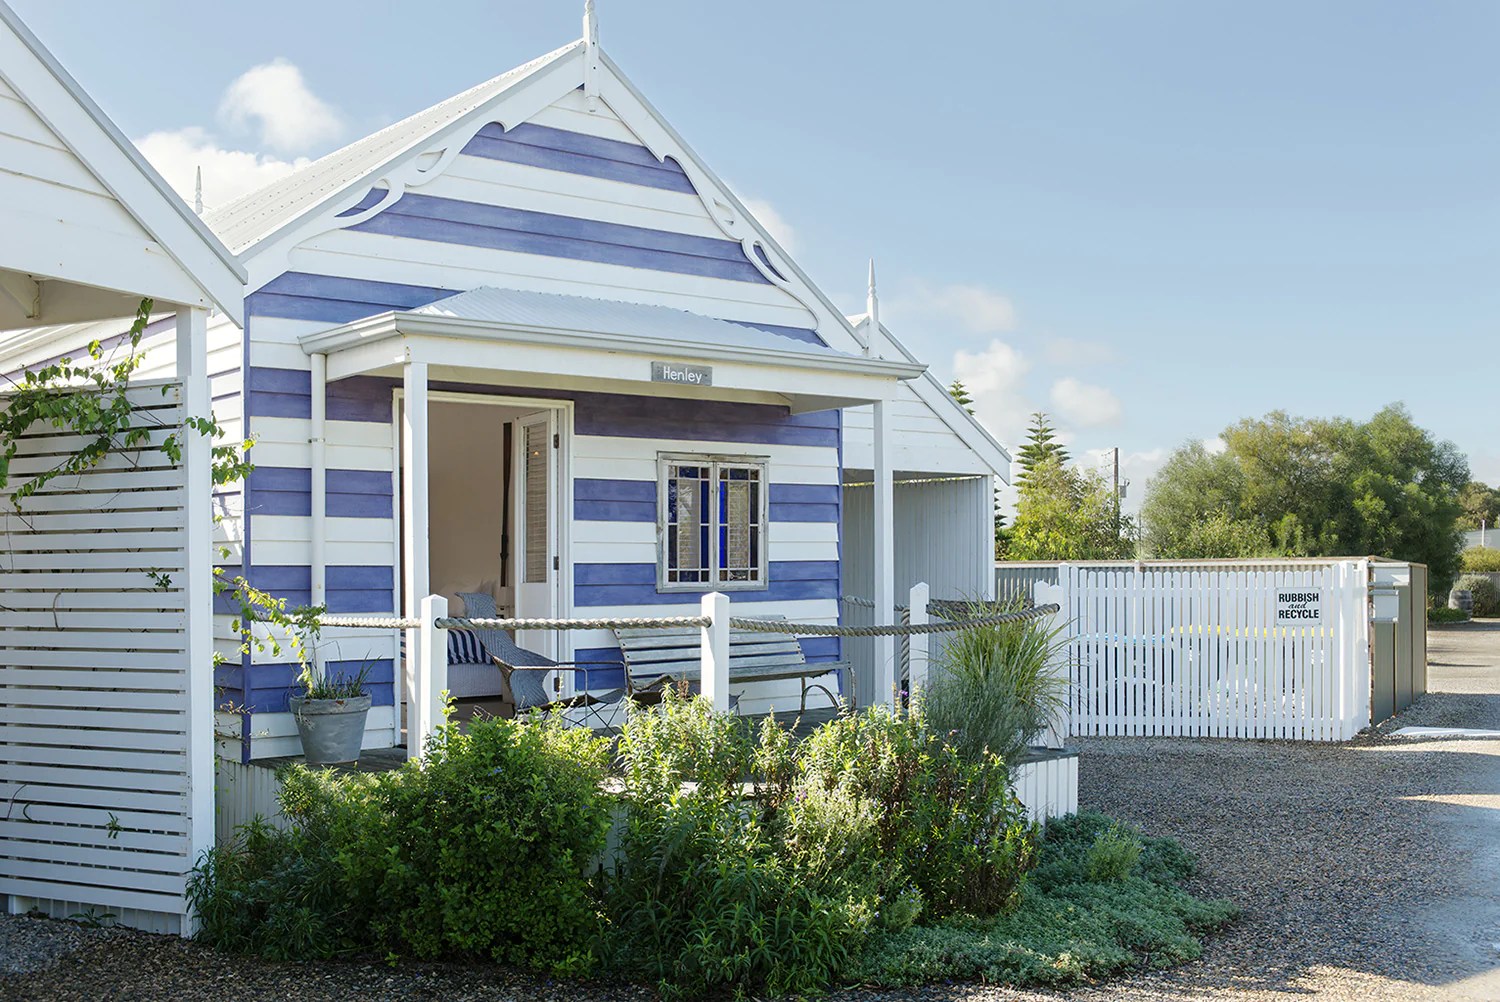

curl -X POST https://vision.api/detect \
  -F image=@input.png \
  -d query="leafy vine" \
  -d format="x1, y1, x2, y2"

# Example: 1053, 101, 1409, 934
0, 297, 325, 682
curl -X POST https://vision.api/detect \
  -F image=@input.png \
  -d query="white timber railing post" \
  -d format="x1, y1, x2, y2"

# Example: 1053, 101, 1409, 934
907, 582, 930, 701
701, 591, 730, 713
413, 594, 449, 758
872, 398, 896, 710
401, 359, 429, 741
176, 307, 213, 935
1034, 579, 1069, 749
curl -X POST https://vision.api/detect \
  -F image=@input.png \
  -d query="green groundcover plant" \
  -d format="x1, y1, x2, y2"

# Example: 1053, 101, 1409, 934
848, 812, 1239, 988
191, 703, 1236, 997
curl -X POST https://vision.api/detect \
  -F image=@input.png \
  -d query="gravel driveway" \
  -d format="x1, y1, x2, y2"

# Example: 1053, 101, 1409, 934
3, 623, 1499, 1002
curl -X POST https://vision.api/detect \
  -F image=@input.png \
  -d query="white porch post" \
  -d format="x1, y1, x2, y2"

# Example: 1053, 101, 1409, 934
401, 360, 430, 750
907, 582, 929, 699
701, 591, 730, 713
873, 398, 896, 710
176, 307, 213, 931
1034, 578, 1069, 749
415, 594, 449, 756
309, 353, 327, 609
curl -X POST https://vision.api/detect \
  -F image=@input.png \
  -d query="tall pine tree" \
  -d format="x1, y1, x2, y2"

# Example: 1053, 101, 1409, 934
1015, 412, 1069, 485
948, 379, 975, 415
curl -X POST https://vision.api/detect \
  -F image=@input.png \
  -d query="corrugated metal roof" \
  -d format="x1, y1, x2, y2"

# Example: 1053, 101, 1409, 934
411, 286, 855, 358
204, 41, 582, 255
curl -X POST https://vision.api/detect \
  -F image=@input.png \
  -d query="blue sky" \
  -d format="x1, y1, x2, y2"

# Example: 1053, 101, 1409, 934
14, 0, 1499, 504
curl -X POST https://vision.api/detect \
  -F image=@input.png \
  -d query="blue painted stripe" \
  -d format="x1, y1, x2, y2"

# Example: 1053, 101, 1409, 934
236, 564, 394, 614
246, 366, 391, 422
221, 659, 397, 714
243, 367, 840, 448
574, 560, 838, 607
246, 466, 393, 518
462, 122, 697, 194
248, 272, 452, 324
349, 193, 768, 285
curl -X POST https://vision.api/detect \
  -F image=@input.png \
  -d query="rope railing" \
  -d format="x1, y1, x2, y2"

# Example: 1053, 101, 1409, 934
729, 604, 1059, 637
319, 607, 1057, 638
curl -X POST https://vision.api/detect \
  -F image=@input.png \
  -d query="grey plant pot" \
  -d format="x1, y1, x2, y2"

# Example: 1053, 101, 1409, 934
290, 694, 372, 767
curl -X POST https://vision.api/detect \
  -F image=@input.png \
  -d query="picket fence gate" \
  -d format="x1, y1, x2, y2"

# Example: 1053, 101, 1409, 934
1038, 561, 1372, 742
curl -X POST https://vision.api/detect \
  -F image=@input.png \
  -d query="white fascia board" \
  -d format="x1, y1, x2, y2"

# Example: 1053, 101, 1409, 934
596, 51, 870, 354
0, 1, 245, 322
238, 45, 586, 290
303, 312, 922, 402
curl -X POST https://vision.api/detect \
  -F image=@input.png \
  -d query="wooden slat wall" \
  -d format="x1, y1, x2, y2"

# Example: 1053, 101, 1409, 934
1056, 561, 1371, 742
0, 383, 193, 932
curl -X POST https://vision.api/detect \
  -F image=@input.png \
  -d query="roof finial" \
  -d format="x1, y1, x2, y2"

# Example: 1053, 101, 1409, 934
582, 0, 601, 113
861, 259, 878, 355
584, 0, 598, 47
194, 165, 203, 215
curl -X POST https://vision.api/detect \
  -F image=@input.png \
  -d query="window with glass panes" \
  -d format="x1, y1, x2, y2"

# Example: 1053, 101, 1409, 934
658, 454, 768, 591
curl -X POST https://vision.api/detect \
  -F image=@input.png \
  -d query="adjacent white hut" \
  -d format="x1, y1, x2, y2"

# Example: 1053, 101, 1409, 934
0, 0, 244, 932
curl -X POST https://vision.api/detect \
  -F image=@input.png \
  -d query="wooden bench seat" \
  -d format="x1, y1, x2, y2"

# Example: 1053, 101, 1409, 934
614, 618, 850, 713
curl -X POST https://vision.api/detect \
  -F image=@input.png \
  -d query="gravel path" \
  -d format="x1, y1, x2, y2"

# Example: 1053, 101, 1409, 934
3, 623, 1498, 1001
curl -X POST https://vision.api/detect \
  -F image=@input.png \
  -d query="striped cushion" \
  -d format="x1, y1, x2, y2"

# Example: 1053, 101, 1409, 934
447, 629, 488, 665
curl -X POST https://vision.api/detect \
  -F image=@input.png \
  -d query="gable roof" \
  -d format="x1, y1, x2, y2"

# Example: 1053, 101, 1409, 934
206, 41, 583, 255
0, 0, 244, 326
848, 312, 1013, 480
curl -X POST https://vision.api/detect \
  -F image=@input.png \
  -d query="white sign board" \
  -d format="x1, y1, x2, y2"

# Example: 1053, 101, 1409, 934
1276, 590, 1322, 623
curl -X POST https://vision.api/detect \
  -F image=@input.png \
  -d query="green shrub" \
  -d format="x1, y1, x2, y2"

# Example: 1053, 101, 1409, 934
922, 601, 1067, 767
850, 812, 1238, 988
1454, 573, 1500, 618
193, 715, 612, 975
1084, 822, 1144, 883
187, 818, 345, 960
796, 705, 1039, 918
604, 693, 1039, 997
606, 693, 873, 998
1461, 546, 1500, 573
1429, 605, 1471, 624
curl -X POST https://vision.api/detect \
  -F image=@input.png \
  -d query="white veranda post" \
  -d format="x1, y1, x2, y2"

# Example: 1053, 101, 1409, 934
907, 582, 930, 697
701, 592, 730, 713
176, 307, 213, 925
872, 399, 896, 709
402, 360, 430, 757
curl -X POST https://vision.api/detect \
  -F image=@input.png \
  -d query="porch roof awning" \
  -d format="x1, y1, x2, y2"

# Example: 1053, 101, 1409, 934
299, 287, 925, 412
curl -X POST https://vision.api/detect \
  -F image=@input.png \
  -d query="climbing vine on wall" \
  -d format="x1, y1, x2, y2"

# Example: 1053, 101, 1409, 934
0, 297, 323, 674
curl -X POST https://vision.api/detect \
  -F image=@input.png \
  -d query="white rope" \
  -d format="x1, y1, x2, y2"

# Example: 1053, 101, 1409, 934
730, 604, 1059, 637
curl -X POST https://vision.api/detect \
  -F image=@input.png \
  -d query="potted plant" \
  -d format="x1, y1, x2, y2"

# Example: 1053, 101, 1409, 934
290, 660, 375, 767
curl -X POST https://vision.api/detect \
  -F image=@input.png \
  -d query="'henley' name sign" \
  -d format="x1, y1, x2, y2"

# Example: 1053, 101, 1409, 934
651, 361, 712, 387
1276, 590, 1322, 623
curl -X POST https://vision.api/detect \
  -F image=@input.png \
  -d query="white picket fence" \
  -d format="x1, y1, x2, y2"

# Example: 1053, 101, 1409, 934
1039, 560, 1372, 742
0, 382, 212, 933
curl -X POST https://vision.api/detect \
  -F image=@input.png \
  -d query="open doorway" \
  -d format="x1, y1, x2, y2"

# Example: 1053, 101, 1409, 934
397, 394, 569, 705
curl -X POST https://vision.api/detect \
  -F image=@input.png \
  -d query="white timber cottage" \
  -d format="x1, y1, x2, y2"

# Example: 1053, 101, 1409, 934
0, 0, 243, 932
2, 8, 1010, 772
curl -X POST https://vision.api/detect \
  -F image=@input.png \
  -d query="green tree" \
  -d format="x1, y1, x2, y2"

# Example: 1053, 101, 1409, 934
949, 379, 975, 415
1142, 405, 1468, 591
1014, 412, 1069, 486
1458, 481, 1500, 531
1009, 456, 1134, 560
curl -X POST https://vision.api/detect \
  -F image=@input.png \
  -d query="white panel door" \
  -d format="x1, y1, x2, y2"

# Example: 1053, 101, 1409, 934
514, 410, 559, 659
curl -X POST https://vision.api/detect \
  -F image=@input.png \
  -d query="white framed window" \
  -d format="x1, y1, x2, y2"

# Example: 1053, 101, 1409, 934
657, 453, 769, 592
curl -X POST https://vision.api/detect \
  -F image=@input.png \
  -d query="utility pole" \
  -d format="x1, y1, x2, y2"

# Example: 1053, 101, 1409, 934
1113, 446, 1121, 540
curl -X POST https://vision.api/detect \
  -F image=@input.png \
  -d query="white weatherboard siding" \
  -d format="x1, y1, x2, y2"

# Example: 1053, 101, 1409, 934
0, 383, 200, 934
844, 387, 995, 476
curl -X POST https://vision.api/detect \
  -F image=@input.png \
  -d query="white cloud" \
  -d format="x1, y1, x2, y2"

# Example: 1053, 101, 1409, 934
1203, 436, 1228, 455
1050, 376, 1122, 429
888, 281, 1017, 337
137, 126, 309, 210
951, 339, 1034, 448
218, 58, 344, 154
740, 197, 798, 255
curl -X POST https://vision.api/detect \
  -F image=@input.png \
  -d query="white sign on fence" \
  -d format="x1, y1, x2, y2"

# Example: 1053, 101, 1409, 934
1276, 590, 1323, 623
